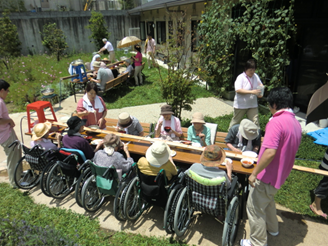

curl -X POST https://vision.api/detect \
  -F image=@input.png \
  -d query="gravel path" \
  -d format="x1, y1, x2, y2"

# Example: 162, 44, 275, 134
105, 97, 234, 123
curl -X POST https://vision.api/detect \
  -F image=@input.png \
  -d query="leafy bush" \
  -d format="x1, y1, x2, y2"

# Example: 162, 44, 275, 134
86, 11, 110, 50
41, 23, 68, 62
0, 218, 78, 246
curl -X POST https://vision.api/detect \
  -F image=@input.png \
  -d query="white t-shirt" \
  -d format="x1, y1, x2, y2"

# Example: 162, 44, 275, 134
104, 41, 114, 52
233, 72, 263, 109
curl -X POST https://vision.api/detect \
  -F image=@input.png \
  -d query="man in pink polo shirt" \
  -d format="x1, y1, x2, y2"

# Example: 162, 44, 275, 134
0, 79, 22, 188
240, 87, 302, 246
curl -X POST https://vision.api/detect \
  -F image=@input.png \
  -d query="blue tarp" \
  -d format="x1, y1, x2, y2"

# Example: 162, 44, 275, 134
307, 128, 328, 146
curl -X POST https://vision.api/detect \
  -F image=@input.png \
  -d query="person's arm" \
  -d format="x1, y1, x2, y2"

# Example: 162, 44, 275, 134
187, 126, 192, 141
139, 131, 144, 136
171, 117, 182, 137
0, 118, 15, 127
55, 133, 62, 148
155, 120, 162, 138
236, 88, 261, 95
225, 160, 233, 181
204, 127, 211, 146
98, 46, 106, 53
76, 99, 89, 117
97, 98, 107, 127
226, 143, 242, 153
248, 148, 277, 187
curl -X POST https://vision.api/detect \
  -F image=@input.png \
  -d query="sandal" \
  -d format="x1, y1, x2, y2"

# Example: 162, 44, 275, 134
309, 204, 327, 219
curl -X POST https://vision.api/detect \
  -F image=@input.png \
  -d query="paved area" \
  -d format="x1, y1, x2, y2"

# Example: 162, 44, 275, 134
1, 93, 327, 245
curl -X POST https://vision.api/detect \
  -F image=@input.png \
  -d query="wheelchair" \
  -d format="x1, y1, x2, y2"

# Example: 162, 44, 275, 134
122, 165, 182, 229
80, 161, 136, 214
45, 148, 86, 199
9, 140, 55, 189
171, 172, 241, 246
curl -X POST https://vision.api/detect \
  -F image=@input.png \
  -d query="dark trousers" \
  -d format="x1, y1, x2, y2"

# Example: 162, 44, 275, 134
314, 166, 328, 199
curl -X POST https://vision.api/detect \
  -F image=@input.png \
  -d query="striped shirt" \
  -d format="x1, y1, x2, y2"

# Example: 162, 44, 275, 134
320, 148, 328, 170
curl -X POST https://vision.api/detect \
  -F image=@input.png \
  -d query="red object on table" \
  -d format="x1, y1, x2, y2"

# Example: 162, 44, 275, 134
26, 101, 58, 133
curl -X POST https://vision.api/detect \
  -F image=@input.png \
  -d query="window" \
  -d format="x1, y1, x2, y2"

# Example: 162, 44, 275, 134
156, 21, 166, 44
191, 20, 200, 52
140, 22, 146, 40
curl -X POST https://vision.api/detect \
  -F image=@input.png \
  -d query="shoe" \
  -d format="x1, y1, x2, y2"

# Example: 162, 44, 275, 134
268, 231, 279, 236
240, 239, 267, 246
240, 239, 252, 246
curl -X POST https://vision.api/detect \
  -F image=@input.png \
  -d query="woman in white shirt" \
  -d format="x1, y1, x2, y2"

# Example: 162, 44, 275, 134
229, 59, 264, 129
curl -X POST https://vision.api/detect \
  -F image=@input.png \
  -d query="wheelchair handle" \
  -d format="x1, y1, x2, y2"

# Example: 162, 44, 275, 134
154, 169, 164, 183
102, 167, 114, 178
8, 140, 20, 149
78, 160, 91, 171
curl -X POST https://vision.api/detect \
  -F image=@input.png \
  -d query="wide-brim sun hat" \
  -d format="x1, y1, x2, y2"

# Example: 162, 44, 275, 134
191, 112, 205, 124
200, 145, 226, 167
239, 119, 259, 140
160, 104, 174, 115
67, 116, 87, 136
32, 122, 52, 141
118, 112, 133, 128
93, 61, 101, 68
146, 141, 170, 167
103, 133, 123, 156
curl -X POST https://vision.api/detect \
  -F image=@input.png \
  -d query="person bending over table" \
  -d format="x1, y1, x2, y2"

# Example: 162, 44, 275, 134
76, 82, 107, 129
225, 119, 261, 154
93, 133, 133, 173
116, 112, 144, 136
187, 112, 211, 147
155, 104, 182, 141
62, 116, 99, 160
31, 122, 62, 150
137, 141, 177, 181
90, 62, 114, 92
185, 145, 232, 189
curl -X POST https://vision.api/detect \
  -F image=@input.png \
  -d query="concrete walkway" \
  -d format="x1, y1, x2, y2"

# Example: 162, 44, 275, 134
0, 93, 327, 245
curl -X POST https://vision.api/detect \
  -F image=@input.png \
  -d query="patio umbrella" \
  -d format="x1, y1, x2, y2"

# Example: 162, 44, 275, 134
117, 36, 141, 49
306, 81, 328, 124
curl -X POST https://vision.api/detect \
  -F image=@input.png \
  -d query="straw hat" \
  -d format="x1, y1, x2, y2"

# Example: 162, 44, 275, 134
67, 116, 87, 136
103, 134, 123, 156
191, 112, 205, 124
102, 58, 110, 62
32, 122, 52, 141
118, 112, 133, 128
146, 142, 170, 167
239, 119, 259, 140
200, 145, 226, 167
93, 61, 101, 68
160, 104, 173, 115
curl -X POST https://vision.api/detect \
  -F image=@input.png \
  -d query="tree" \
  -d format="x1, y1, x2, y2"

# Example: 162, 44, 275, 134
155, 10, 204, 119
118, 0, 135, 10
198, 0, 297, 93
0, 0, 26, 12
41, 23, 68, 62
86, 11, 110, 50
0, 11, 21, 70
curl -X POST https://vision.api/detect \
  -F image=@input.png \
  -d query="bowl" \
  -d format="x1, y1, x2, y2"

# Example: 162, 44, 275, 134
164, 126, 171, 132
41, 88, 54, 96
241, 158, 254, 168
89, 125, 100, 130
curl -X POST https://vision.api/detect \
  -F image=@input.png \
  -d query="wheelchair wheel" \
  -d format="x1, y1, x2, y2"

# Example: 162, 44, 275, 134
75, 167, 91, 207
113, 180, 129, 221
14, 157, 41, 189
222, 196, 240, 246
46, 163, 74, 199
174, 187, 193, 237
164, 184, 182, 234
40, 162, 56, 197
81, 175, 105, 213
123, 176, 146, 221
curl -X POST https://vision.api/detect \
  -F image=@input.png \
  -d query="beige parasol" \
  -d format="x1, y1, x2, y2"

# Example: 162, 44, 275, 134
117, 36, 141, 49
306, 81, 328, 124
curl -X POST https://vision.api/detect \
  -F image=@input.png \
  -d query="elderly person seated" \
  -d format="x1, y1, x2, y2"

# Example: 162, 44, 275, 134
155, 104, 182, 141
225, 119, 261, 153
62, 116, 98, 160
137, 141, 177, 181
93, 133, 133, 173
116, 112, 144, 136
31, 122, 62, 150
90, 53, 101, 70
121, 59, 134, 77
185, 145, 232, 188
90, 61, 114, 91
187, 112, 211, 147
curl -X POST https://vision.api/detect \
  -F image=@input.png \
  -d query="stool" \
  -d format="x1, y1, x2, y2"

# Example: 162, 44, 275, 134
26, 101, 58, 133
71, 64, 87, 83
41, 94, 58, 105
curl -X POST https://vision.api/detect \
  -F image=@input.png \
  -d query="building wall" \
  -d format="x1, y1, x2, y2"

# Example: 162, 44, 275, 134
6, 11, 140, 55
